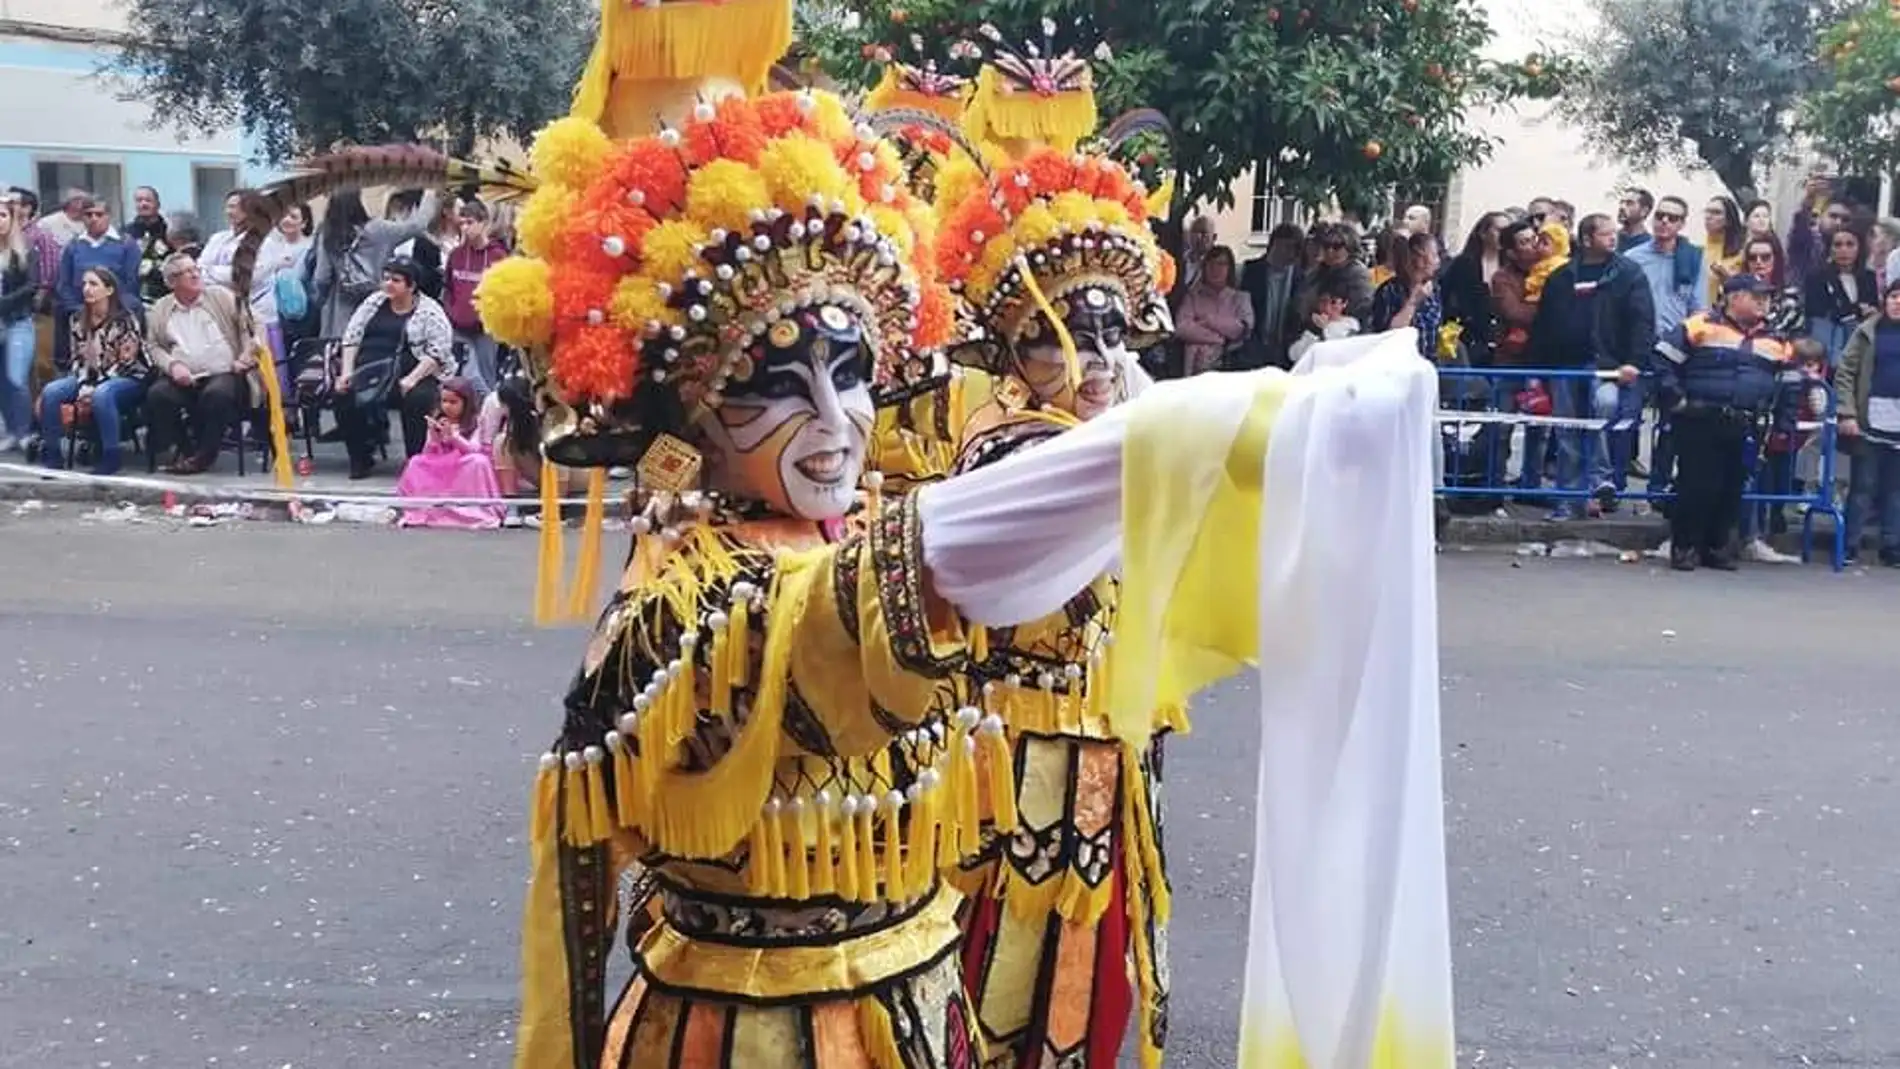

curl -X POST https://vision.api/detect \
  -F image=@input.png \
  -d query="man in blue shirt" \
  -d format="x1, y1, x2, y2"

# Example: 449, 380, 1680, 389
53, 196, 141, 371
1623, 194, 1707, 495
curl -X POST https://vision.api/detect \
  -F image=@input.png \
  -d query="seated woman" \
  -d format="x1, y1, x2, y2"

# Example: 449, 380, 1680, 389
37, 267, 151, 474
395, 376, 503, 529
334, 255, 453, 479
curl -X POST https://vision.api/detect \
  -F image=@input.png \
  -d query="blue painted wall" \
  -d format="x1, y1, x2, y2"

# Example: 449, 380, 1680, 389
0, 35, 266, 218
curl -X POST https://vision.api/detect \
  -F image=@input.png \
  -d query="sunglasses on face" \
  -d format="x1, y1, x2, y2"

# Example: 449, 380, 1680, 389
1747, 251, 1774, 262
1654, 212, 1684, 223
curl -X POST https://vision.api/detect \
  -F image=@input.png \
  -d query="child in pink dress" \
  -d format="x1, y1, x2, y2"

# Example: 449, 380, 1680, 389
396, 377, 504, 529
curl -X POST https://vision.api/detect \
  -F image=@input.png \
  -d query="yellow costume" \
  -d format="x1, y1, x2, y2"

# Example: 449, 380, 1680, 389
483, 85, 995, 1069
930, 51, 1178, 1069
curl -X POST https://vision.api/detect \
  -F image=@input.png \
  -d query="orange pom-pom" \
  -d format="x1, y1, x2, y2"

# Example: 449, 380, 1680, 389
605, 141, 690, 217
993, 164, 1037, 216
754, 93, 807, 138
1156, 250, 1177, 294
562, 200, 657, 273
550, 325, 639, 403
551, 270, 620, 337
937, 199, 1007, 281
683, 96, 768, 166
1022, 151, 1077, 199
914, 282, 954, 349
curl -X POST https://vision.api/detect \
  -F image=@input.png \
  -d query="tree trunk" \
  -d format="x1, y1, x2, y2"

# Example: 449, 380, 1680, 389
1713, 152, 1757, 205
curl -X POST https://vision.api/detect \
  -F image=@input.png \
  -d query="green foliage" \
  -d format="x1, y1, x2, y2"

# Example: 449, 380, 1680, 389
801, 0, 1570, 222
1801, 1, 1900, 176
115, 0, 595, 163
1558, 0, 1846, 199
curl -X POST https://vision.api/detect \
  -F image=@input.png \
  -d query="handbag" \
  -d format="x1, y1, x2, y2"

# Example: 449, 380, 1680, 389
348, 357, 399, 407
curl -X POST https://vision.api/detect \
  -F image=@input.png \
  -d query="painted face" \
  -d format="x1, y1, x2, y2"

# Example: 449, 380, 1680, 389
1014, 285, 1129, 422
696, 305, 875, 521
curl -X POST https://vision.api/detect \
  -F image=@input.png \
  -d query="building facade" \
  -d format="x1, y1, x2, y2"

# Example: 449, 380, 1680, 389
0, 0, 262, 224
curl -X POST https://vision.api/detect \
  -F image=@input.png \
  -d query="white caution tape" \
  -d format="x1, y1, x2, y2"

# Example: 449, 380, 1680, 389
0, 461, 609, 509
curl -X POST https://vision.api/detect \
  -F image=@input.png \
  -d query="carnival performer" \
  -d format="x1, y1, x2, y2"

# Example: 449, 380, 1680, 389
477, 63, 1452, 1069
911, 41, 1180, 1067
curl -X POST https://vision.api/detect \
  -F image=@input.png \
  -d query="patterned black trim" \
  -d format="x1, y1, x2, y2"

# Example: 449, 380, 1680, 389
871, 494, 963, 679
556, 821, 614, 1068
833, 530, 865, 643
632, 923, 965, 1008
781, 685, 838, 756
952, 421, 1063, 475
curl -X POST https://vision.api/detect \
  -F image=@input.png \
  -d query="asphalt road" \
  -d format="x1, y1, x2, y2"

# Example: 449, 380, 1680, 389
2, 514, 1896, 1068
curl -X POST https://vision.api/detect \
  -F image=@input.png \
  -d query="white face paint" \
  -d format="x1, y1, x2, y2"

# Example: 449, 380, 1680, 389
1015, 286, 1130, 422
695, 313, 875, 521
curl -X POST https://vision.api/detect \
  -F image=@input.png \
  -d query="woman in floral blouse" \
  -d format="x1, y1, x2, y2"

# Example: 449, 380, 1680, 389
38, 267, 150, 474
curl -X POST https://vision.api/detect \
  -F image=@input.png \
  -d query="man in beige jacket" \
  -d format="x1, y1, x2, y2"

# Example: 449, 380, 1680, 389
144, 253, 259, 474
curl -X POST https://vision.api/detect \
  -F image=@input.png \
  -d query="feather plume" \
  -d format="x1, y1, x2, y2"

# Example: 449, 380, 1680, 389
862, 107, 988, 175
229, 146, 539, 332
1098, 108, 1173, 153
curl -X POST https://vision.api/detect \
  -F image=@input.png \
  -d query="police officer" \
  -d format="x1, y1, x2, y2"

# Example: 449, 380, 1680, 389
1654, 274, 1800, 571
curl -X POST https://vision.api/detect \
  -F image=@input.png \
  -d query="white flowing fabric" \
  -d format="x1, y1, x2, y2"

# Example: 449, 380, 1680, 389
917, 333, 1452, 1069
1240, 331, 1452, 1069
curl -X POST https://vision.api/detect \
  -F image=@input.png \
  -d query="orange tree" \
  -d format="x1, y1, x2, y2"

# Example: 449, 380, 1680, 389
800, 0, 1570, 229
1802, 0, 1900, 176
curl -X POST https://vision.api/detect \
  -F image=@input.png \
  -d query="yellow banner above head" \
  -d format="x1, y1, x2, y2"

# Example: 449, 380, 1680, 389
963, 63, 1098, 157
572, 0, 794, 135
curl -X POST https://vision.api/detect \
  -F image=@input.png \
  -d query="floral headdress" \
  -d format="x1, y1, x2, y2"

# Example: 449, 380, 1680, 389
933, 145, 1175, 366
477, 89, 955, 467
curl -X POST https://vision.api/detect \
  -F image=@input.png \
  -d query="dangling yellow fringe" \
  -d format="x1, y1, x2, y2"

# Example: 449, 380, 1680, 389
905, 785, 935, 893
530, 756, 559, 845
709, 625, 731, 717
1123, 741, 1173, 925
251, 342, 294, 489
965, 64, 1097, 154
641, 553, 815, 858
783, 800, 812, 900
837, 797, 861, 900
979, 725, 1018, 831
561, 755, 590, 846
811, 794, 837, 896
533, 460, 563, 626
950, 734, 981, 855
854, 797, 879, 902
566, 469, 608, 622
584, 749, 615, 843
610, 734, 642, 829
750, 799, 785, 897
727, 593, 751, 688
1017, 263, 1081, 391
881, 795, 905, 902
855, 994, 905, 1069
970, 626, 988, 664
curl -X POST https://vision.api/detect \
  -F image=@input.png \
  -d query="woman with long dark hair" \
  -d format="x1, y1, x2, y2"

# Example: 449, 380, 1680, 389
1743, 198, 1777, 241
1742, 233, 1801, 335
1440, 211, 1506, 363
1702, 195, 1745, 304
37, 268, 150, 473
1806, 226, 1878, 365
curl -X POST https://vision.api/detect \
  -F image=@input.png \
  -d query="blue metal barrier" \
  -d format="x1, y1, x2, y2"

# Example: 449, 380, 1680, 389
1435, 366, 1847, 570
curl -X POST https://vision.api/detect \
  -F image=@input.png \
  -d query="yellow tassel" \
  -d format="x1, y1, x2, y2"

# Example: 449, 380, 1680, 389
583, 747, 614, 843
756, 799, 786, 897
854, 797, 880, 902
745, 817, 774, 896
609, 731, 641, 829
638, 692, 670, 774
565, 469, 608, 623
970, 626, 988, 664
709, 626, 731, 717
251, 342, 294, 489
783, 798, 812, 900
881, 792, 905, 902
953, 733, 981, 855
727, 591, 751, 689
836, 795, 862, 901
1017, 263, 1080, 391
533, 460, 563, 626
907, 781, 938, 894
979, 720, 1018, 831
811, 793, 838, 896
856, 994, 904, 1069
560, 753, 589, 846
531, 752, 560, 845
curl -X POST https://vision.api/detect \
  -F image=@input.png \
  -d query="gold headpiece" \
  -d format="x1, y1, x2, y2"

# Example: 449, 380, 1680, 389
476, 90, 955, 467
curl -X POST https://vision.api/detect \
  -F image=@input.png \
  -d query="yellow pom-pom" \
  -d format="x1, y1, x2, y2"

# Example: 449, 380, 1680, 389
475, 257, 555, 348
1097, 200, 1133, 228
642, 219, 710, 284
933, 156, 986, 217
609, 276, 682, 333
805, 92, 855, 142
978, 236, 1015, 281
758, 135, 851, 215
1012, 203, 1062, 249
866, 205, 914, 255
1047, 191, 1098, 228
531, 117, 613, 191
686, 159, 772, 237
517, 185, 578, 260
